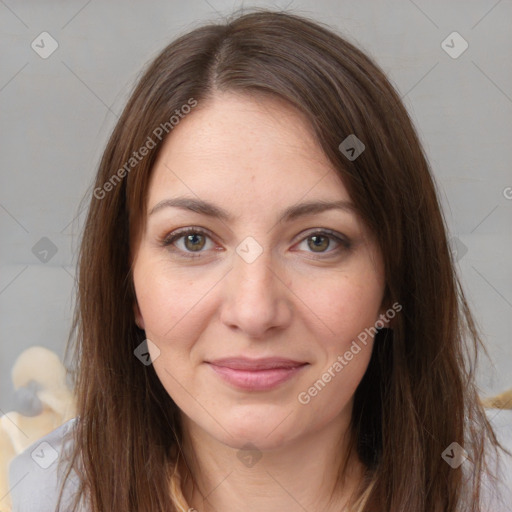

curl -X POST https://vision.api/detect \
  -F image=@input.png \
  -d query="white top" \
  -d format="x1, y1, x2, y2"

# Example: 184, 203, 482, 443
8, 416, 85, 512
8, 409, 512, 511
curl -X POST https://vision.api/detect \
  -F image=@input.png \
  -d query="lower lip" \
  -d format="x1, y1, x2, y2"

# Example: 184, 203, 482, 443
207, 363, 308, 391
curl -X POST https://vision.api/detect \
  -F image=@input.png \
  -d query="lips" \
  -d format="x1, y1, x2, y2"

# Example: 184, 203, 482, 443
206, 357, 309, 391
207, 357, 307, 370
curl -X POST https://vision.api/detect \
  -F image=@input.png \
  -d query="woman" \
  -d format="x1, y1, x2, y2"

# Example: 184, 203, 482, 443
8, 8, 512, 512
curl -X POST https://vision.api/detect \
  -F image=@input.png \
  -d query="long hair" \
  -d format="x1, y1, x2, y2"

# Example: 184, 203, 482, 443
60, 8, 502, 511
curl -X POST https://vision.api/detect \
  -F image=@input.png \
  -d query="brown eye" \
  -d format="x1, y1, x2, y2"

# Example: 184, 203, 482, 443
295, 229, 351, 257
162, 227, 215, 258
183, 233, 206, 252
307, 234, 330, 252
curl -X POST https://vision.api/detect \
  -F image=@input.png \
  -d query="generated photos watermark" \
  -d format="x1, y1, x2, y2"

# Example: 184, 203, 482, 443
297, 301, 402, 405
93, 98, 198, 200
441, 441, 468, 469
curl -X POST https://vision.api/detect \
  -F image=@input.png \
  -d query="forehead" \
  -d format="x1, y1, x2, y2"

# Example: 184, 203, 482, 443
147, 91, 351, 215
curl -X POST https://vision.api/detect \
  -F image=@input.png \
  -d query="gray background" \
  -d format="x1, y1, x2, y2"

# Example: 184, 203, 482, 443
1, 0, 511, 413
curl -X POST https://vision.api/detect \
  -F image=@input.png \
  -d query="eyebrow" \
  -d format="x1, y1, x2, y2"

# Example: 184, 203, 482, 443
148, 196, 356, 223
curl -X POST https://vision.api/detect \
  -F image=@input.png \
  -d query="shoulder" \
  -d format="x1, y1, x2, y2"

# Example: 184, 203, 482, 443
8, 417, 87, 512
479, 408, 512, 511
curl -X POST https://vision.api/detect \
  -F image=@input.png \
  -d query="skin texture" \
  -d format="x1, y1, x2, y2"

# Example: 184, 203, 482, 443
132, 91, 388, 512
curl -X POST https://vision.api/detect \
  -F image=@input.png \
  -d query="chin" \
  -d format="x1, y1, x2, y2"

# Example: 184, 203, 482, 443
221, 427, 292, 452
212, 406, 300, 449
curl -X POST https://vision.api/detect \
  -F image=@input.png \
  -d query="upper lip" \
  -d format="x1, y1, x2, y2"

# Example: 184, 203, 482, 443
207, 357, 308, 370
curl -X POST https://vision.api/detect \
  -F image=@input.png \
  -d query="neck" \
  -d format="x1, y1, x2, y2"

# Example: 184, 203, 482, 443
179, 412, 364, 512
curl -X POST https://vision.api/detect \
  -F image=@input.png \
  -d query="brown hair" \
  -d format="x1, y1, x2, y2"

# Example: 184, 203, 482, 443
61, 8, 503, 511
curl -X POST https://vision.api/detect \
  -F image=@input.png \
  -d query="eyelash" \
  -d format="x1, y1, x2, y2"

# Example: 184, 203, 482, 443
161, 227, 351, 260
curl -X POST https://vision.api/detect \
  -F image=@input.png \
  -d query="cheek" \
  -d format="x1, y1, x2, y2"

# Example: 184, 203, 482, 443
296, 270, 384, 348
133, 256, 214, 343
293, 266, 383, 405
133, 262, 205, 401
296, 344, 372, 436
295, 278, 380, 418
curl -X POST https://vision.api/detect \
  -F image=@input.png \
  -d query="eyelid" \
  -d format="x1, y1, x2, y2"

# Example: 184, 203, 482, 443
162, 226, 213, 244
294, 227, 350, 246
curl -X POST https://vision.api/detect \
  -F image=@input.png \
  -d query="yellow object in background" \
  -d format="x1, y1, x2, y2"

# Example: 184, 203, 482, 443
481, 389, 512, 410
0, 346, 76, 512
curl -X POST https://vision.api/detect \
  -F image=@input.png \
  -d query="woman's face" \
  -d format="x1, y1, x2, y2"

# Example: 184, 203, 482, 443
132, 91, 387, 451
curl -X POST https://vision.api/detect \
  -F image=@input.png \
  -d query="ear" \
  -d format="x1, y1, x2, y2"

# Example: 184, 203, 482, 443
133, 301, 145, 330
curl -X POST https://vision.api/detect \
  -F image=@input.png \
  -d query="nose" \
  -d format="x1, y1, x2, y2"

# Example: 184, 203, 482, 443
219, 245, 293, 339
